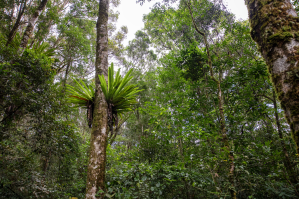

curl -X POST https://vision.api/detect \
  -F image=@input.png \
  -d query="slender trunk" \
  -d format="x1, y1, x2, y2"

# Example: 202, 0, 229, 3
9, 0, 15, 29
185, 3, 236, 197
217, 80, 236, 199
109, 126, 119, 145
6, 1, 26, 46
85, 0, 109, 198
178, 137, 184, 163
62, 58, 71, 92
30, 0, 69, 48
273, 90, 298, 190
20, 0, 48, 48
245, 0, 299, 154
43, 150, 51, 173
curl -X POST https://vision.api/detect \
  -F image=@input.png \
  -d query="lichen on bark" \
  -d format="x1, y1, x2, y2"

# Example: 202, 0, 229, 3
245, 0, 299, 154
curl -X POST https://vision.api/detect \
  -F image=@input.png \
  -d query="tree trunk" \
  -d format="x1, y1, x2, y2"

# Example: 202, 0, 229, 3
273, 90, 298, 192
245, 0, 299, 154
62, 58, 71, 92
20, 0, 48, 49
217, 79, 236, 199
6, 0, 26, 46
30, 0, 69, 48
43, 150, 51, 173
85, 0, 109, 198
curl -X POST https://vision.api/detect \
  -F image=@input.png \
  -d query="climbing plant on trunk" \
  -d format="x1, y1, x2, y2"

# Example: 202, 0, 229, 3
66, 79, 95, 128
98, 64, 143, 136
66, 64, 142, 131
66, 64, 142, 198
85, 0, 109, 197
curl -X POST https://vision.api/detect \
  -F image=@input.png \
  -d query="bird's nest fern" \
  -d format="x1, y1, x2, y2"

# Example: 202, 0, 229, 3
66, 63, 142, 133
66, 79, 95, 128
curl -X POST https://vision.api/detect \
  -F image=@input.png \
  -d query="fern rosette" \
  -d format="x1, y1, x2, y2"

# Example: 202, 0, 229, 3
66, 63, 142, 131
98, 63, 142, 134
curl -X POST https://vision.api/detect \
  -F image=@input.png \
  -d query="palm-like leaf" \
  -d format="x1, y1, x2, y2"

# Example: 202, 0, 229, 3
66, 79, 95, 128
98, 63, 143, 116
66, 79, 95, 107
66, 63, 142, 129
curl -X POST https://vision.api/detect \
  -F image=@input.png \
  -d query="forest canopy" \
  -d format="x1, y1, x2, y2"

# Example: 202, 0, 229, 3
1, 0, 299, 198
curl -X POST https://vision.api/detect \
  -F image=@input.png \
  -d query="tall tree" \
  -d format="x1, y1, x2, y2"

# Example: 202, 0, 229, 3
244, 0, 299, 154
20, 0, 49, 48
6, 0, 26, 46
85, 0, 109, 198
184, 1, 237, 198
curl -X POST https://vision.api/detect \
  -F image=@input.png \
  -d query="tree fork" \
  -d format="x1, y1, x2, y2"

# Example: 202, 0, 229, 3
85, 0, 109, 198
245, 0, 299, 154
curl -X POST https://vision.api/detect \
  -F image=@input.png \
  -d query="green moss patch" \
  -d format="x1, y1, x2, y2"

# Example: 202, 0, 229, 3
268, 31, 294, 43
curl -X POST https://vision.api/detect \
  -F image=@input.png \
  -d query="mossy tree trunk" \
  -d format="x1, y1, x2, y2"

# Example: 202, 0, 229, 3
245, 0, 299, 155
85, 0, 109, 198
19, 0, 48, 48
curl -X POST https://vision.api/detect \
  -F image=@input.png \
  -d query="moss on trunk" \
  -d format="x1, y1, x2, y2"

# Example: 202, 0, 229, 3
245, 0, 299, 155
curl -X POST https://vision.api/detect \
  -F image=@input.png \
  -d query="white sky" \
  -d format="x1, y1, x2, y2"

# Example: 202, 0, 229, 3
116, 0, 248, 45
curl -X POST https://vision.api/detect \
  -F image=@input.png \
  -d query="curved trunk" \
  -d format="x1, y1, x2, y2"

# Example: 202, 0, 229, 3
20, 0, 48, 48
245, 0, 299, 154
85, 0, 109, 198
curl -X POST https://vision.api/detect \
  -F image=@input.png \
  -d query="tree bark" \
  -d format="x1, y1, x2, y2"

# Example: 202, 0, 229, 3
85, 0, 109, 198
20, 0, 48, 49
62, 57, 71, 92
245, 0, 299, 154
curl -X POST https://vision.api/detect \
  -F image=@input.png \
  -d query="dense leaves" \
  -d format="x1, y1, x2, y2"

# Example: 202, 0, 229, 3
1, 0, 299, 198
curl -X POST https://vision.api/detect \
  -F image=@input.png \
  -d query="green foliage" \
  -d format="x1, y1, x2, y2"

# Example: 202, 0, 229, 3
0, 26, 88, 199
104, 3, 299, 199
98, 63, 143, 116
0, 43, 56, 127
66, 79, 95, 108
292, 0, 299, 14
2, 0, 299, 198
169, 43, 208, 82
66, 63, 142, 129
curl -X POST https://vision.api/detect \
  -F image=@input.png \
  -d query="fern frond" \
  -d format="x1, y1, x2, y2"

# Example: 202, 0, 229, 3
66, 63, 142, 129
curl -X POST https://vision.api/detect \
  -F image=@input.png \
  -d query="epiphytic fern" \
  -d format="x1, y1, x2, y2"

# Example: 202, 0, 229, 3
66, 63, 142, 131
98, 63, 142, 134
66, 79, 95, 128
